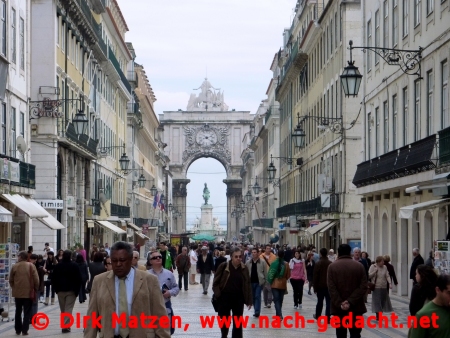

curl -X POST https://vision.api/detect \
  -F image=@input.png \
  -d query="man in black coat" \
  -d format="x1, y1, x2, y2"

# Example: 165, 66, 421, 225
410, 248, 425, 284
52, 250, 82, 333
197, 246, 214, 295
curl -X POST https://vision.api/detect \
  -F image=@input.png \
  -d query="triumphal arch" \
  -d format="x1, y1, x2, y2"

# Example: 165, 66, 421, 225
159, 79, 252, 240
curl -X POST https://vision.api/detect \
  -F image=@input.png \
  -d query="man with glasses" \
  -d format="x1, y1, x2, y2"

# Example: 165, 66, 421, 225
132, 251, 146, 271
149, 251, 179, 335
213, 248, 252, 338
84, 241, 170, 338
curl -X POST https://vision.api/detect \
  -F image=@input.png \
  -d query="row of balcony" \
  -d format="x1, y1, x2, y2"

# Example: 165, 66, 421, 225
0, 154, 36, 190
276, 194, 340, 218
252, 218, 274, 228
108, 46, 131, 93
111, 203, 130, 218
65, 122, 99, 157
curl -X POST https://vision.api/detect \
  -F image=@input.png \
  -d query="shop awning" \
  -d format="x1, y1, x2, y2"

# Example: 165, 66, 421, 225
306, 220, 333, 236
136, 232, 150, 240
319, 220, 339, 233
127, 222, 141, 231
399, 199, 450, 219
0, 205, 12, 222
1, 194, 48, 218
95, 220, 127, 234
26, 199, 65, 230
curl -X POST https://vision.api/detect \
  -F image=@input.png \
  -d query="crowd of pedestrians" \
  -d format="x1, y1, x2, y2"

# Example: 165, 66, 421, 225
7, 240, 450, 337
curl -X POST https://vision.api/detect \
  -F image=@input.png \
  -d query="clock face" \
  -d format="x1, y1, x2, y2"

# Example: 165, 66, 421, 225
196, 130, 218, 146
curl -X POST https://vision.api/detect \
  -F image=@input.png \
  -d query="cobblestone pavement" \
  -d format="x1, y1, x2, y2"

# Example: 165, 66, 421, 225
0, 271, 412, 337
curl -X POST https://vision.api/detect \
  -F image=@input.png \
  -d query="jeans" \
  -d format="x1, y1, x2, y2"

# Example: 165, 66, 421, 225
14, 298, 32, 334
263, 282, 273, 306
178, 272, 189, 290
45, 280, 55, 298
315, 288, 331, 318
30, 291, 41, 323
57, 291, 77, 326
200, 273, 211, 292
335, 312, 362, 338
290, 279, 305, 306
271, 288, 285, 318
251, 283, 262, 315
217, 292, 244, 338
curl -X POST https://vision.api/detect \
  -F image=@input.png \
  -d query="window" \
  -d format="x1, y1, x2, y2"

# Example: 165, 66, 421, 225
1, 103, 5, 154
442, 61, 449, 128
403, 0, 409, 36
384, 1, 389, 48
427, 0, 434, 14
393, 95, 398, 149
375, 107, 380, 156
19, 111, 24, 136
427, 70, 433, 136
11, 8, 16, 63
367, 20, 372, 71
0, 0, 6, 56
61, 22, 65, 53
393, 0, 399, 46
384, 101, 389, 153
10, 107, 16, 158
335, 12, 338, 49
375, 10, 380, 64
19, 17, 24, 70
368, 112, 372, 158
414, 80, 421, 141
414, 0, 421, 26
403, 87, 408, 145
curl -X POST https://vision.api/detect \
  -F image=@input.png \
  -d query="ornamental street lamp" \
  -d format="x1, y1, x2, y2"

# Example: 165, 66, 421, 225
292, 117, 306, 148
252, 178, 261, 195
245, 190, 253, 202
72, 110, 89, 136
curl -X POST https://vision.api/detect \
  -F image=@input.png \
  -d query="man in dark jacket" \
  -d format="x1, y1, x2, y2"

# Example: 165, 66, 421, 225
313, 248, 332, 320
175, 246, 191, 291
410, 248, 424, 285
328, 244, 367, 338
197, 246, 214, 295
52, 250, 82, 333
213, 248, 252, 338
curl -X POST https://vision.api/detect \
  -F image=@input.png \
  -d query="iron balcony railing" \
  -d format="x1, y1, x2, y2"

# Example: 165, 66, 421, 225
65, 123, 99, 156
276, 195, 339, 218
438, 126, 450, 166
0, 154, 35, 189
133, 218, 147, 227
108, 47, 131, 93
252, 218, 274, 228
111, 203, 130, 218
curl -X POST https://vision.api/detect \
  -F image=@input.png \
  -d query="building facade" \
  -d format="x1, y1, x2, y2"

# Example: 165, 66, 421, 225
275, 0, 363, 249
354, 0, 450, 297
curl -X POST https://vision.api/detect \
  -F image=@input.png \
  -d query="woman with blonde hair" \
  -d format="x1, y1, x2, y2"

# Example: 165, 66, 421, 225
368, 256, 393, 321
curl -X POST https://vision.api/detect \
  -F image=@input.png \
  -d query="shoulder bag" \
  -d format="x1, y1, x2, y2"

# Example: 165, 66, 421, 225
367, 270, 377, 294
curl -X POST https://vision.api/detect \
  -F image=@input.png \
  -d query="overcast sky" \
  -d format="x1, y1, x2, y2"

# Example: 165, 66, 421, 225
119, 0, 295, 227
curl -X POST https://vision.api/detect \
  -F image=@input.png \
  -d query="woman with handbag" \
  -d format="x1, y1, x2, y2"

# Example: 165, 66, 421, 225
43, 251, 57, 305
289, 250, 307, 309
368, 256, 393, 321
267, 250, 291, 319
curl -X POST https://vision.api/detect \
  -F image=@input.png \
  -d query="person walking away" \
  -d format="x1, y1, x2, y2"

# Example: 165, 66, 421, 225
52, 250, 82, 333
305, 251, 315, 295
410, 248, 424, 285
214, 251, 227, 272
313, 248, 332, 319
267, 249, 290, 319
87, 252, 106, 293
260, 244, 277, 308
189, 244, 199, 285
245, 248, 267, 318
89, 244, 98, 262
424, 250, 434, 268
409, 264, 438, 315
197, 246, 214, 295
368, 256, 393, 322
383, 255, 398, 294
29, 254, 43, 323
213, 248, 252, 338
408, 274, 450, 338
148, 250, 180, 335
328, 244, 367, 338
43, 251, 57, 305
289, 250, 307, 309
75, 254, 89, 303
10, 251, 39, 335
175, 246, 191, 291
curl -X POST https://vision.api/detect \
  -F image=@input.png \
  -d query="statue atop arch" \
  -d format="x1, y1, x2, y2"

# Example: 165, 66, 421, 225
187, 78, 229, 111
202, 183, 210, 205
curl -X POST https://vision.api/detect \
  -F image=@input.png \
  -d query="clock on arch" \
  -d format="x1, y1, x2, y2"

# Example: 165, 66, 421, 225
196, 129, 218, 146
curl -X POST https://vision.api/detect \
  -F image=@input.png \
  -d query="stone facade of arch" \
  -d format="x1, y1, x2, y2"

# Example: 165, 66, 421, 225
159, 110, 253, 240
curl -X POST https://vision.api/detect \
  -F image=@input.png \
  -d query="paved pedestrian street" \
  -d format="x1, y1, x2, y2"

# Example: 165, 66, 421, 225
0, 274, 414, 338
